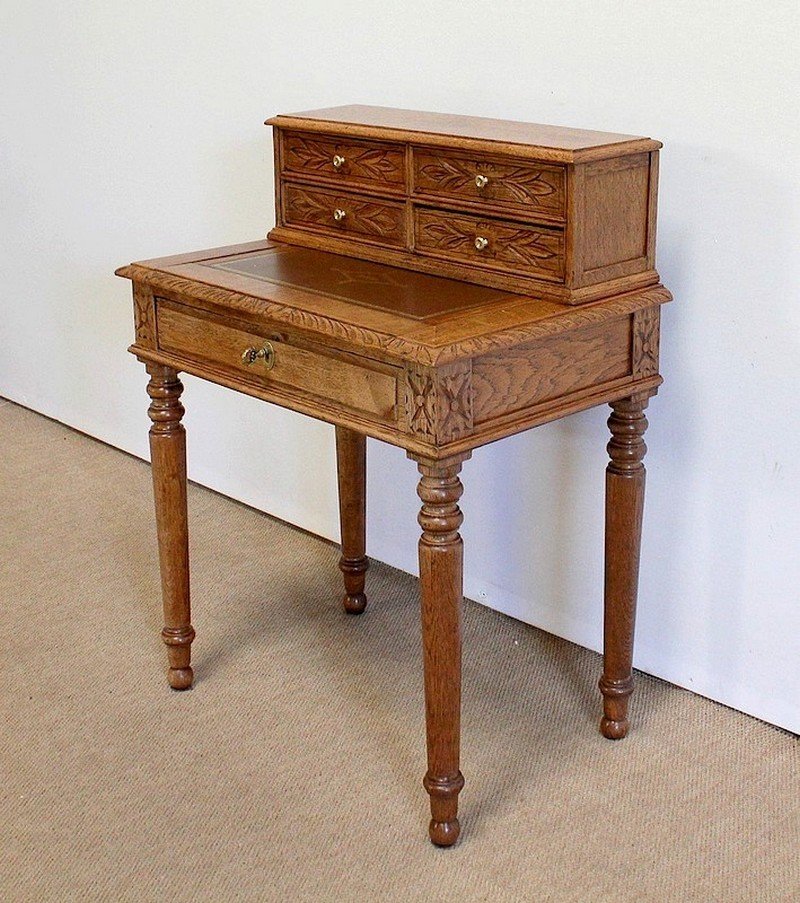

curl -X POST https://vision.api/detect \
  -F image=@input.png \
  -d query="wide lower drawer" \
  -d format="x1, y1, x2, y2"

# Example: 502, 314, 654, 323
282, 183, 406, 248
414, 208, 565, 281
155, 299, 399, 422
282, 131, 406, 192
413, 147, 566, 219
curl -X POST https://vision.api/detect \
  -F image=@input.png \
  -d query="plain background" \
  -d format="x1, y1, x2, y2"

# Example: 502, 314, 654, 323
1, 1, 798, 733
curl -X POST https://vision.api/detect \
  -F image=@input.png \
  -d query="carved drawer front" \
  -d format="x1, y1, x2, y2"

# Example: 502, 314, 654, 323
412, 148, 566, 219
156, 300, 398, 423
414, 209, 565, 281
283, 183, 406, 248
282, 131, 405, 192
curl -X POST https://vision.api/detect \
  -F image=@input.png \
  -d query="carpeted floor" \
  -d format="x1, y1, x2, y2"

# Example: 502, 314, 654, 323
1, 399, 797, 902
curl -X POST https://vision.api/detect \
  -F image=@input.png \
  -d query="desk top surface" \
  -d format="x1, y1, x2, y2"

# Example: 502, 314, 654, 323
118, 240, 669, 365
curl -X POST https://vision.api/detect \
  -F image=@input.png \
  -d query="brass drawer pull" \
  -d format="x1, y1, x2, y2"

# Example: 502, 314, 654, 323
333, 208, 347, 222
474, 174, 489, 189
474, 235, 489, 251
332, 154, 346, 169
241, 341, 275, 370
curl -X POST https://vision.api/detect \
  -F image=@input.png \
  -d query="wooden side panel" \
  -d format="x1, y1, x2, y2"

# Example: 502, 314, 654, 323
575, 154, 652, 287
472, 316, 632, 423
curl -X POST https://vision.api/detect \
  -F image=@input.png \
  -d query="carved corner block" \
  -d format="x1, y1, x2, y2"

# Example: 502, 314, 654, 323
632, 305, 660, 378
403, 361, 474, 445
132, 283, 157, 349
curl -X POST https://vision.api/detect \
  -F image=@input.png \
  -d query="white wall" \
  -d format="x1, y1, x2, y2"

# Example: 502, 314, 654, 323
2, 1, 798, 733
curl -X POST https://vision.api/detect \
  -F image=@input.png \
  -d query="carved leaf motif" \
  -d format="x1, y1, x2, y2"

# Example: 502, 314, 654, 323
498, 229, 558, 265
420, 157, 558, 206
419, 219, 474, 251
287, 188, 400, 238
287, 138, 401, 182
419, 216, 559, 271
351, 148, 399, 179
133, 288, 155, 345
287, 138, 331, 171
439, 369, 473, 441
633, 307, 660, 377
406, 369, 437, 439
497, 167, 557, 204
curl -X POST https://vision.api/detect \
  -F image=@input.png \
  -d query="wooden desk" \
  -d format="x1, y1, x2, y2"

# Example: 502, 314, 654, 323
117, 106, 670, 847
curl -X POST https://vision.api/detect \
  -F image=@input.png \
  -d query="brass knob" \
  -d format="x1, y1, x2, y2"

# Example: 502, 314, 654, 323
332, 154, 346, 169
474, 236, 489, 251
333, 208, 347, 222
474, 174, 489, 189
241, 341, 275, 370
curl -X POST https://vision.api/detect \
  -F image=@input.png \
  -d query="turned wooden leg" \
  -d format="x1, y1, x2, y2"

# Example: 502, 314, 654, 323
146, 363, 194, 690
414, 454, 468, 847
335, 426, 369, 614
599, 394, 649, 739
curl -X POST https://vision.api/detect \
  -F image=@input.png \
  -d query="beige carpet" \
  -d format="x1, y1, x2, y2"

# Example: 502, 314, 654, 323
1, 399, 797, 902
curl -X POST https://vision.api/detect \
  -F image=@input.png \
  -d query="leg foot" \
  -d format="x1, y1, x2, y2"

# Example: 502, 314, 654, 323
336, 427, 369, 614
600, 395, 648, 738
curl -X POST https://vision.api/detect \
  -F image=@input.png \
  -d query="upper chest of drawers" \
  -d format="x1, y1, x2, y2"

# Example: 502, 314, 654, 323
267, 105, 662, 306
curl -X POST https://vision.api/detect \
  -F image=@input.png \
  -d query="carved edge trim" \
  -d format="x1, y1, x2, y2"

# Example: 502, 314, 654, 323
121, 265, 671, 366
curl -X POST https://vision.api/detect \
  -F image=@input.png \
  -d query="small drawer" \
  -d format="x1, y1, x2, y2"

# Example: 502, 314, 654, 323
282, 131, 405, 191
283, 183, 406, 248
413, 148, 565, 219
414, 209, 565, 281
155, 300, 398, 423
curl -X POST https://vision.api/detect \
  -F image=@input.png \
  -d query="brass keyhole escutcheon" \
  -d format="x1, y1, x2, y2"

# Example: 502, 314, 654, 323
241, 341, 276, 370
474, 235, 489, 251
332, 154, 346, 170
474, 173, 489, 189
333, 208, 347, 222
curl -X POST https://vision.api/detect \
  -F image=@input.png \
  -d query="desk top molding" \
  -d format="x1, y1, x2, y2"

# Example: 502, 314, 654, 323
117, 243, 671, 367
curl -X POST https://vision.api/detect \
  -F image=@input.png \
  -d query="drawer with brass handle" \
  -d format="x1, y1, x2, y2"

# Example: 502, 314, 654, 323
282, 131, 406, 192
412, 147, 566, 220
414, 208, 565, 281
155, 298, 399, 423
283, 183, 406, 248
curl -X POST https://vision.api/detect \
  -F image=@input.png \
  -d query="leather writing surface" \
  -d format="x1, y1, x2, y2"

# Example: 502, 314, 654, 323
211, 245, 515, 321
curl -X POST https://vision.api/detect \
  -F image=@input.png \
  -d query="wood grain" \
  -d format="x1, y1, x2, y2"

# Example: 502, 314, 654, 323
472, 317, 631, 422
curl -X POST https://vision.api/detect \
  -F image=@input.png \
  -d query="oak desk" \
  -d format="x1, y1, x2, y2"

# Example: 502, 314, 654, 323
117, 106, 670, 847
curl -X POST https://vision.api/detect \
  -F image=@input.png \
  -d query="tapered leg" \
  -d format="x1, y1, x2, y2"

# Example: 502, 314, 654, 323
335, 426, 369, 614
414, 454, 468, 847
146, 363, 194, 690
599, 394, 649, 739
